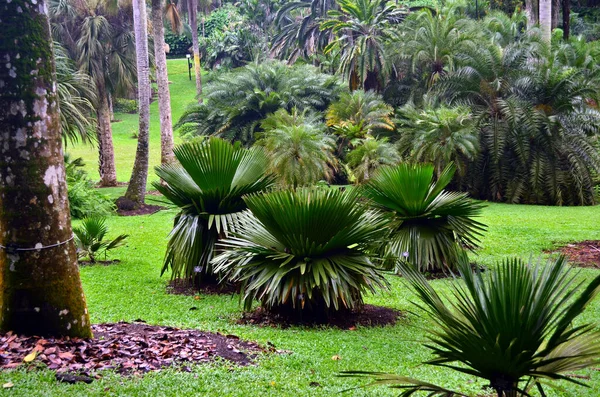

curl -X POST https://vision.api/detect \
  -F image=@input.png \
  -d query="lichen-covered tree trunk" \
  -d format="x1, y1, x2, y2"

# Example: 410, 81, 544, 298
540, 0, 552, 43
124, 0, 151, 206
0, 0, 92, 337
188, 0, 203, 103
152, 0, 175, 166
96, 82, 117, 187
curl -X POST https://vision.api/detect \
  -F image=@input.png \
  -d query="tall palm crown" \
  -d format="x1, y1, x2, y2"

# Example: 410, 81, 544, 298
213, 187, 389, 317
154, 138, 274, 284
362, 163, 486, 272
321, 0, 407, 91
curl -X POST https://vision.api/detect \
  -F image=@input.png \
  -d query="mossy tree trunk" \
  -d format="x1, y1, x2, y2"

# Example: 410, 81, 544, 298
0, 0, 92, 337
152, 0, 175, 166
124, 0, 151, 207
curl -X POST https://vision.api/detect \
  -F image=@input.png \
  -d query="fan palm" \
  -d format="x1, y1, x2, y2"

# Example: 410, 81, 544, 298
362, 163, 486, 272
175, 61, 340, 146
153, 138, 274, 285
346, 137, 400, 183
321, 0, 407, 91
257, 123, 337, 187
74, 217, 128, 263
346, 256, 600, 397
213, 187, 389, 319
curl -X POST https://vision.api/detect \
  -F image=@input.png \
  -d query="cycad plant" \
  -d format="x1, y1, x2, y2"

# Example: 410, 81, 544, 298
154, 138, 274, 285
74, 217, 128, 263
346, 137, 400, 183
346, 256, 600, 396
213, 188, 389, 320
362, 163, 486, 272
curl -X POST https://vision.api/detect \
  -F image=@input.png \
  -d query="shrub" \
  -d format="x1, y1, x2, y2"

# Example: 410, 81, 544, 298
74, 216, 128, 263
113, 98, 138, 114
362, 163, 486, 272
213, 187, 389, 320
346, 256, 600, 396
65, 155, 115, 219
153, 138, 274, 286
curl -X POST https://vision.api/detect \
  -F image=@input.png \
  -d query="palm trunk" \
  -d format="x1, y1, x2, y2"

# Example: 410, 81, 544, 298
96, 82, 118, 186
188, 0, 203, 103
124, 0, 151, 207
540, 0, 552, 43
0, 0, 92, 337
525, 0, 539, 28
563, 0, 570, 39
552, 0, 560, 29
152, 0, 175, 165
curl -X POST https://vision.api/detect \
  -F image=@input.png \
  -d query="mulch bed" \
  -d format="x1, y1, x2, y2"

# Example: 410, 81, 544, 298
549, 240, 600, 269
117, 204, 164, 216
238, 304, 403, 329
166, 279, 240, 296
78, 260, 121, 267
0, 322, 270, 379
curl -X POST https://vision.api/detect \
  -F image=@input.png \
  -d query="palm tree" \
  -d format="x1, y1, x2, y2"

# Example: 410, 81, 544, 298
213, 188, 389, 320
188, 0, 203, 102
321, 0, 406, 91
49, 0, 137, 186
1, 0, 92, 337
123, 0, 152, 208
362, 163, 486, 272
539, 0, 552, 42
153, 138, 274, 286
346, 137, 400, 182
152, 0, 182, 166
396, 102, 479, 180
257, 118, 338, 187
175, 61, 340, 146
347, 256, 600, 397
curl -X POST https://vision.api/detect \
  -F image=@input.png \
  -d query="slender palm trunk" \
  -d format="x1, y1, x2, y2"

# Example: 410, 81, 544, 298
188, 0, 203, 102
152, 0, 175, 165
0, 0, 92, 337
525, 0, 539, 29
124, 0, 151, 207
540, 0, 552, 43
96, 82, 118, 186
563, 0, 570, 39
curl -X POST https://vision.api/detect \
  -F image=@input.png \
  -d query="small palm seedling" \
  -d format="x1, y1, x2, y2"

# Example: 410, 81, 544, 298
154, 138, 274, 286
344, 256, 600, 396
362, 163, 486, 272
213, 187, 389, 320
73, 217, 128, 263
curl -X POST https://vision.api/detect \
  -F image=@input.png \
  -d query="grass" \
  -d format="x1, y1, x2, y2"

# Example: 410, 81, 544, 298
4, 64, 600, 396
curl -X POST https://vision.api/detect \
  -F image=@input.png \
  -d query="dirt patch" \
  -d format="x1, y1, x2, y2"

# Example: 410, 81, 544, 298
96, 182, 128, 188
166, 279, 240, 296
117, 204, 164, 216
238, 304, 403, 329
0, 322, 270, 378
549, 241, 600, 269
78, 259, 121, 267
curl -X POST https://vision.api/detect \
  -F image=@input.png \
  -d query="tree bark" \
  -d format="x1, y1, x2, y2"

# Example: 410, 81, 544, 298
124, 0, 151, 207
552, 0, 560, 29
563, 0, 570, 39
152, 0, 175, 166
0, 0, 92, 337
540, 0, 552, 43
526, 0, 539, 29
96, 82, 118, 187
188, 0, 203, 103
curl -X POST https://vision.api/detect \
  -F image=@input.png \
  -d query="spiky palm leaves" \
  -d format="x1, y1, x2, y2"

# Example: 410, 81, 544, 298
321, 0, 406, 91
154, 138, 274, 284
347, 256, 600, 396
213, 188, 389, 317
257, 109, 337, 187
74, 217, 128, 263
175, 62, 340, 146
346, 137, 400, 183
362, 163, 486, 272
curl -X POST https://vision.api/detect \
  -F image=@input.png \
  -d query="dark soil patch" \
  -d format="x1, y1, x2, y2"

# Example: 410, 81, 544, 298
549, 240, 600, 269
117, 204, 164, 216
96, 182, 128, 188
78, 259, 120, 267
166, 279, 240, 296
0, 322, 270, 378
238, 304, 403, 329
418, 264, 486, 280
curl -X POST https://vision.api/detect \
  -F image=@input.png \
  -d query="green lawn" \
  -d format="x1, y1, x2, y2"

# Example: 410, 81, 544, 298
3, 63, 600, 396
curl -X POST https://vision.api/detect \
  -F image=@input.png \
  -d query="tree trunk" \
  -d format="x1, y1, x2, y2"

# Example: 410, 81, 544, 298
188, 0, 203, 103
526, 0, 539, 28
96, 82, 118, 187
563, 0, 570, 39
152, 0, 175, 166
540, 0, 552, 43
124, 0, 151, 207
0, 0, 92, 337
108, 92, 115, 122
552, 0, 560, 29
